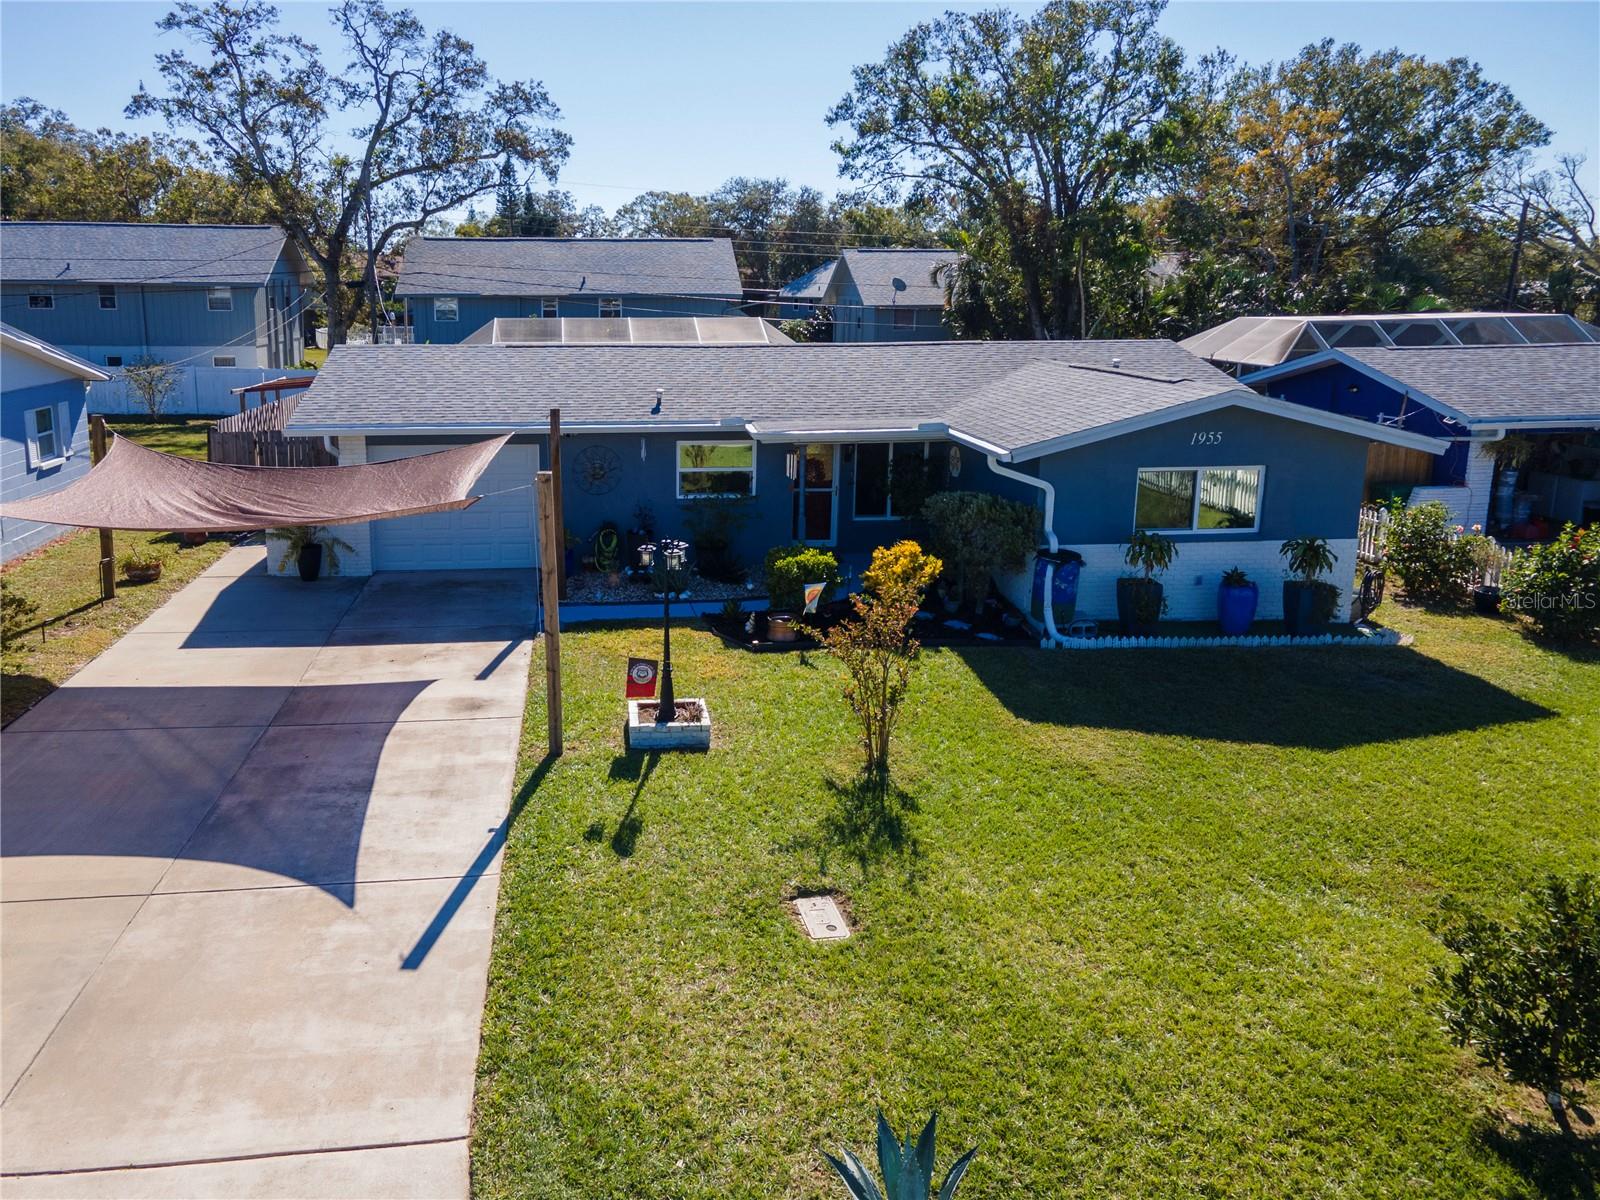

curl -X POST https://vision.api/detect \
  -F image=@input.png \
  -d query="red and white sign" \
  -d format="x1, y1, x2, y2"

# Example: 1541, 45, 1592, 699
626, 657, 658, 698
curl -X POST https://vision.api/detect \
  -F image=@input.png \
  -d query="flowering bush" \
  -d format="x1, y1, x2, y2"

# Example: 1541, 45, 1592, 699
862, 539, 943, 598
1382, 501, 1474, 604
1501, 523, 1600, 640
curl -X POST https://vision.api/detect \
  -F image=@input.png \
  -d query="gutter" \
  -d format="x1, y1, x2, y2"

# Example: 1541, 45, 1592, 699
984, 455, 1063, 648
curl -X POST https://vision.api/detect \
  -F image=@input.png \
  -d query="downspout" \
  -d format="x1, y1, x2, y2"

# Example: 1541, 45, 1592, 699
322, 436, 339, 462
985, 455, 1063, 647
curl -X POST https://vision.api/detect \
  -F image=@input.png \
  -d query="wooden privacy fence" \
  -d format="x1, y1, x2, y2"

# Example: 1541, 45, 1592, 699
1358, 503, 1516, 587
207, 395, 337, 468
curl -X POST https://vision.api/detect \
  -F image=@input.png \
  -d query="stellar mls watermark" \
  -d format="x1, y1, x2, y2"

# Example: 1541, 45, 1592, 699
1503, 592, 1598, 612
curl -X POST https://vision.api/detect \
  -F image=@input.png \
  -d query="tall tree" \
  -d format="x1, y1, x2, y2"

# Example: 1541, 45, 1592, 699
493, 158, 521, 234
128, 0, 569, 344
829, 0, 1196, 338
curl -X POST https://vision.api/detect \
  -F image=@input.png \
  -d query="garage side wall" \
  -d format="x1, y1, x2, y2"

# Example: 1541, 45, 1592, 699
264, 435, 374, 576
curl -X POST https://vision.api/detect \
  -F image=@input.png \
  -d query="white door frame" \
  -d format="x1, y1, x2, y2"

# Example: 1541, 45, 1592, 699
799, 442, 840, 547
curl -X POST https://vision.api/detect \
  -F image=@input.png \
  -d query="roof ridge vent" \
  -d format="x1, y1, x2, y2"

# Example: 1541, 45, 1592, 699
1065, 362, 1189, 385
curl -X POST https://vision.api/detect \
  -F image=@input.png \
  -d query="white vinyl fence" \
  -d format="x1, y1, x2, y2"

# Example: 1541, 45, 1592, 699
88, 365, 313, 417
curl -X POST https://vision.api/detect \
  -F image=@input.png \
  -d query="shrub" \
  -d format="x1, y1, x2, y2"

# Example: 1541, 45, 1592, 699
1382, 501, 1473, 603
862, 540, 942, 599
763, 544, 842, 613
921, 491, 1037, 610
823, 1111, 976, 1200
1435, 873, 1600, 1121
684, 497, 751, 583
811, 543, 940, 775
1501, 524, 1600, 641
2, 582, 41, 649
118, 548, 168, 572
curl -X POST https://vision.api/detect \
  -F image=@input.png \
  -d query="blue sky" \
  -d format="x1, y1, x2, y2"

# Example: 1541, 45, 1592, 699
2, 1, 1596, 213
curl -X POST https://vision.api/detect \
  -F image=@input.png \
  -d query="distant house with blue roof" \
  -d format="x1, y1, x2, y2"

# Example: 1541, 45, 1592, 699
820, 248, 958, 342
0, 222, 312, 415
395, 237, 745, 344
1, 322, 109, 561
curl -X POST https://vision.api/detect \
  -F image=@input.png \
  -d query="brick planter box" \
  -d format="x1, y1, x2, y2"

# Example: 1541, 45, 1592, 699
626, 699, 712, 751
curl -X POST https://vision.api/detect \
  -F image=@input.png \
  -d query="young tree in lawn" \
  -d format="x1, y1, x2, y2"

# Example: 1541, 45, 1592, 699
128, 0, 570, 347
122, 357, 182, 421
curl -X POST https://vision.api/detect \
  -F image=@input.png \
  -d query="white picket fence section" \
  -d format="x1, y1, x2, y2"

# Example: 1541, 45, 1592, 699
1358, 504, 1515, 588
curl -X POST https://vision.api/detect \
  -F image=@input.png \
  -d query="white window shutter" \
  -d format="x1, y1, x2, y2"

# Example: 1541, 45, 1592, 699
23, 407, 40, 468
57, 401, 74, 458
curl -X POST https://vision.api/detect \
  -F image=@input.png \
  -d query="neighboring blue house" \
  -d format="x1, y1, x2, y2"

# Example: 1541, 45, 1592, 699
1236, 341, 1600, 535
0, 222, 312, 415
396, 237, 745, 344
775, 258, 835, 322
1, 322, 109, 561
822, 248, 958, 342
284, 338, 1441, 628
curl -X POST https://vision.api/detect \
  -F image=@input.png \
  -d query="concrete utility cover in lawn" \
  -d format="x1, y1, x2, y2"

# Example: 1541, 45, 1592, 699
794, 895, 851, 940
0, 547, 533, 1199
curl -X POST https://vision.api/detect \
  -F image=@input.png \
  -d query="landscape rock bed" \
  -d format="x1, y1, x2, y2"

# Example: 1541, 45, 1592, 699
566, 569, 757, 606
704, 598, 1038, 652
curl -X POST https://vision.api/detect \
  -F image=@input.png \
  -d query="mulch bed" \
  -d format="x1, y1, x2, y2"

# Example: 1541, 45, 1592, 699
634, 699, 706, 723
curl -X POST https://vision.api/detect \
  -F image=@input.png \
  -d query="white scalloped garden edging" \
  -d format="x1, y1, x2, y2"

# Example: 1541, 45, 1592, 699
1051, 627, 1405, 651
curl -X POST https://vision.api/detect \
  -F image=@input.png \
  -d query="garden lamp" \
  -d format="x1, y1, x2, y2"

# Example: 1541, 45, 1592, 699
639, 538, 690, 718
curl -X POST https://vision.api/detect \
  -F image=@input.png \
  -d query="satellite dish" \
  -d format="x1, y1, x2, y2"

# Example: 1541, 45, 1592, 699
892, 277, 907, 291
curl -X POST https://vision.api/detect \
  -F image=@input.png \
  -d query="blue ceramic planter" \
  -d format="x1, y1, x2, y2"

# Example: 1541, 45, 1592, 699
1217, 581, 1259, 636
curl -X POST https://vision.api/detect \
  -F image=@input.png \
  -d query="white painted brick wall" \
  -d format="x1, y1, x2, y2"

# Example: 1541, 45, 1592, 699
1461, 448, 1495, 530
1000, 538, 1360, 629
264, 435, 374, 577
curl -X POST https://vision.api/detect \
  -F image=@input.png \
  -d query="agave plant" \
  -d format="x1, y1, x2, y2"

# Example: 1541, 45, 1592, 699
823, 1111, 976, 1200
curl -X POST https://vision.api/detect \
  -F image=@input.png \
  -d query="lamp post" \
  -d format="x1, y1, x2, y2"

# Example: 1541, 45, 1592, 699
637, 537, 689, 720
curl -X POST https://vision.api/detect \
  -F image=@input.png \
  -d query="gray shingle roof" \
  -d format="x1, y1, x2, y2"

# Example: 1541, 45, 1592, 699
778, 259, 836, 301
393, 237, 743, 299
0, 222, 295, 286
1337, 345, 1600, 423
0, 321, 110, 381
289, 339, 1259, 458
832, 248, 959, 307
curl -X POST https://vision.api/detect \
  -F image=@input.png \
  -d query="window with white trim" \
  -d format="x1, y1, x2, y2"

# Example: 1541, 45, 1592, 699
853, 441, 929, 519
27, 289, 53, 310
25, 405, 61, 466
207, 286, 233, 312
677, 441, 756, 498
1133, 466, 1262, 532
213, 354, 237, 367
433, 297, 459, 322
98, 285, 118, 310
599, 297, 622, 319
540, 298, 558, 319
892, 307, 915, 330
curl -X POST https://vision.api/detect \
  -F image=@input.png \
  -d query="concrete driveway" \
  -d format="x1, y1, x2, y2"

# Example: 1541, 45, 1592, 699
1, 546, 533, 1199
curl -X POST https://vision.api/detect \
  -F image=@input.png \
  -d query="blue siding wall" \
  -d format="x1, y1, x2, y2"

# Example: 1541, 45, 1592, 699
833, 304, 949, 343
1035, 403, 1370, 547
1253, 362, 1466, 486
3, 282, 259, 363
405, 293, 741, 344
1, 352, 92, 561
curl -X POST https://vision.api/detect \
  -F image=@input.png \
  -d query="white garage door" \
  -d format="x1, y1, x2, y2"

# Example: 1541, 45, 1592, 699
369, 442, 538, 570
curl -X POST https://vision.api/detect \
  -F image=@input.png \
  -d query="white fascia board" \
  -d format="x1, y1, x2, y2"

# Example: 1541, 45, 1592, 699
283, 419, 740, 437
0, 330, 111, 382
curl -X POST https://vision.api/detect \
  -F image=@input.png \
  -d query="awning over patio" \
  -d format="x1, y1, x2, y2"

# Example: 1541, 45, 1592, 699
0, 433, 512, 533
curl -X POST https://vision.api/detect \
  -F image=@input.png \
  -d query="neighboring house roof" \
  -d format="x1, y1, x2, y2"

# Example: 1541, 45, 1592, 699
0, 222, 300, 287
461, 316, 792, 345
1182, 311, 1600, 370
394, 237, 743, 299
1246, 343, 1600, 427
289, 339, 1444, 462
778, 259, 836, 302
830, 248, 959, 308
0, 321, 110, 382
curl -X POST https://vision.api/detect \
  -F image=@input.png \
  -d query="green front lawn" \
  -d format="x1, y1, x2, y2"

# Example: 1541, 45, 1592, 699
474, 603, 1597, 1198
2, 419, 227, 724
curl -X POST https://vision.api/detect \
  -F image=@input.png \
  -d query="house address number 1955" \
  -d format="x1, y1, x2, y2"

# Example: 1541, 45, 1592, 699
1190, 430, 1223, 445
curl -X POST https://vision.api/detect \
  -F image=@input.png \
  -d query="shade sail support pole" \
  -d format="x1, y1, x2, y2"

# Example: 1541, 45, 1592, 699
549, 407, 566, 601
89, 416, 115, 602
535, 470, 563, 756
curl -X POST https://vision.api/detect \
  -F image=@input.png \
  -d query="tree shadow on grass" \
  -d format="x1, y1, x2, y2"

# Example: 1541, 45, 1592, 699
779, 770, 925, 886
1477, 1109, 1599, 1200
956, 644, 1554, 749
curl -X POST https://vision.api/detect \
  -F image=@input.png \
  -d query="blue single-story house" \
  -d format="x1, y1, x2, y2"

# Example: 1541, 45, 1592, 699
1, 322, 109, 561
1235, 341, 1600, 536
0, 222, 312, 415
282, 338, 1443, 626
396, 237, 746, 344
818, 248, 958, 342
775, 259, 836, 323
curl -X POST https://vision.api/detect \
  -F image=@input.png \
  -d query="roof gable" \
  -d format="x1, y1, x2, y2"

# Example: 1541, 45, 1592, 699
830, 248, 958, 308
0, 222, 296, 287
0, 321, 110, 381
394, 237, 743, 299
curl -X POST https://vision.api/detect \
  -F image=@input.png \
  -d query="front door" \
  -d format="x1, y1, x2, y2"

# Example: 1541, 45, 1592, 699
799, 443, 838, 545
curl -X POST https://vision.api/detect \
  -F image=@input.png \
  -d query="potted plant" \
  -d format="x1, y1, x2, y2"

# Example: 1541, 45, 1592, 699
1280, 535, 1341, 635
1116, 530, 1176, 636
1217, 565, 1259, 636
119, 548, 167, 584
1463, 528, 1505, 614
274, 525, 355, 582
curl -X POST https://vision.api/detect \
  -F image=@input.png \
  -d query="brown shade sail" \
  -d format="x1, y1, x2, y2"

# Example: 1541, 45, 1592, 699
0, 434, 514, 533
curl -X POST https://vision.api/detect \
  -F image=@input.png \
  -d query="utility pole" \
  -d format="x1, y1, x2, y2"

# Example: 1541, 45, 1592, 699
1504, 196, 1532, 309
89, 416, 115, 602
535, 470, 563, 756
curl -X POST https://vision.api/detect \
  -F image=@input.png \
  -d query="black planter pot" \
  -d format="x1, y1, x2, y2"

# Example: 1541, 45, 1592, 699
297, 543, 324, 582
1115, 577, 1164, 637
1473, 584, 1502, 615
1283, 579, 1335, 636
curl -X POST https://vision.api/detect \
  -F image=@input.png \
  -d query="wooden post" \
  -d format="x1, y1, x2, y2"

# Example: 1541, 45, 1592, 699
535, 470, 563, 756
89, 416, 115, 602
549, 407, 566, 600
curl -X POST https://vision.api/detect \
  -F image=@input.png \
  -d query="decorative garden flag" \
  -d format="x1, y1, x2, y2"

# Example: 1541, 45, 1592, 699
803, 582, 825, 614
626, 657, 658, 698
